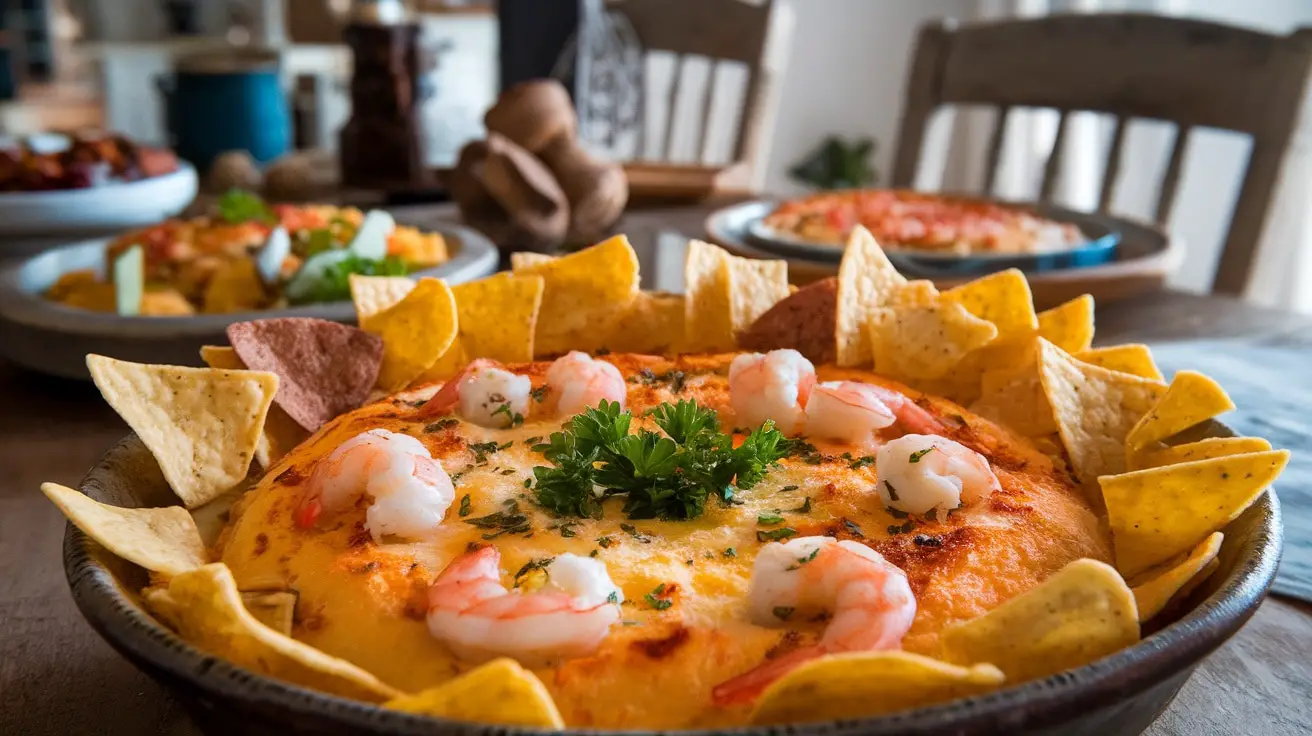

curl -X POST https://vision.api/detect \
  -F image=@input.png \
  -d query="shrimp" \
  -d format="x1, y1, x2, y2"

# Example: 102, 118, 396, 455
294, 429, 455, 541
728, 349, 816, 434
426, 546, 624, 666
712, 536, 916, 705
545, 351, 627, 416
804, 381, 945, 449
876, 434, 1000, 515
417, 358, 532, 429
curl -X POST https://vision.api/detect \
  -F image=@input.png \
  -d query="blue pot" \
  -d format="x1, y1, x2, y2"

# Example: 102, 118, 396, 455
159, 50, 291, 172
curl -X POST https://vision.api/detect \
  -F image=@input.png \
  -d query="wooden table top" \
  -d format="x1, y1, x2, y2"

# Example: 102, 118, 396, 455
2, 210, 1311, 735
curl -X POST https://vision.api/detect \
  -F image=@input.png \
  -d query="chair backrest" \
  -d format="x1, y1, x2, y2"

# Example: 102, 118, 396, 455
890, 13, 1312, 295
607, 0, 791, 181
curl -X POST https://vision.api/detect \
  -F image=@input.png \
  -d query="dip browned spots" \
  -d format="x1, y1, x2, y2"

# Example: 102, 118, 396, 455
989, 495, 1035, 515
347, 522, 372, 548
274, 466, 304, 485
630, 626, 690, 659
252, 533, 268, 557
765, 630, 812, 660
877, 527, 978, 596
403, 565, 431, 621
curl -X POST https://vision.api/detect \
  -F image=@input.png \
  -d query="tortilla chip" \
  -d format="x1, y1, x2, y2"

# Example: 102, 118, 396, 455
971, 356, 1058, 438
41, 482, 207, 576
1035, 340, 1165, 497
141, 287, 197, 316
739, 277, 837, 364
1125, 370, 1235, 455
228, 318, 384, 432
728, 256, 791, 344
1037, 295, 1095, 354
521, 235, 640, 356
942, 269, 1037, 338
364, 278, 459, 391
349, 274, 416, 326
1100, 450, 1289, 577
451, 273, 544, 362
86, 355, 279, 508
836, 226, 908, 366
416, 340, 470, 384
385, 659, 564, 728
510, 251, 557, 271
1131, 436, 1273, 471
199, 346, 308, 468
598, 291, 686, 354
940, 559, 1139, 682
240, 591, 298, 636
1129, 532, 1224, 621
683, 240, 734, 352
886, 279, 940, 307
145, 564, 398, 701
1074, 344, 1164, 381
750, 652, 1004, 725
202, 259, 267, 314
868, 303, 998, 381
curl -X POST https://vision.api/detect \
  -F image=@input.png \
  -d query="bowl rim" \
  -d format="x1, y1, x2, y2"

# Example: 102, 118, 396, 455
62, 431, 1282, 735
0, 221, 499, 339
0, 161, 197, 202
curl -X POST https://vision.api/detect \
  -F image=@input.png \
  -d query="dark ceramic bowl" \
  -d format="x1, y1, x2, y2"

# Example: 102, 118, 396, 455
63, 430, 1282, 736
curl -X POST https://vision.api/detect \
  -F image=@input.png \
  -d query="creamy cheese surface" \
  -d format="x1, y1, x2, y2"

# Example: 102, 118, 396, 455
217, 354, 1110, 729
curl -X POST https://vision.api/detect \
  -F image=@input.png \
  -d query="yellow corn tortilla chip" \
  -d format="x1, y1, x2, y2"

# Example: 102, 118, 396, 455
1035, 340, 1165, 497
942, 268, 1037, 338
683, 240, 734, 352
523, 235, 640, 356
385, 658, 564, 728
510, 251, 558, 272
451, 273, 544, 363
86, 355, 279, 508
728, 257, 790, 343
1100, 450, 1289, 578
750, 651, 1004, 725
416, 340, 469, 384
1131, 436, 1273, 471
599, 291, 686, 354
940, 558, 1139, 683
836, 226, 908, 366
1037, 294, 1095, 354
240, 591, 298, 636
1074, 344, 1164, 381
41, 482, 207, 576
364, 278, 458, 391
145, 563, 398, 701
868, 303, 998, 381
886, 279, 940, 307
1125, 370, 1235, 455
971, 359, 1058, 438
1129, 532, 1224, 621
349, 274, 416, 326
202, 259, 266, 314
199, 346, 309, 468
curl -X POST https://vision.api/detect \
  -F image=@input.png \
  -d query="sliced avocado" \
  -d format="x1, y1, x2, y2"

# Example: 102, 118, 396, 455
112, 245, 144, 316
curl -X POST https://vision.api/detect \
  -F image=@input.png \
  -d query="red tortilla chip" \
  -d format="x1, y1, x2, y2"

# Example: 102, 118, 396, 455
738, 277, 837, 364
227, 318, 384, 432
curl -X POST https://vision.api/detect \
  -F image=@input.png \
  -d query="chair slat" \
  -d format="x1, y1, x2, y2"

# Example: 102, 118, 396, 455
1098, 115, 1128, 213
661, 55, 686, 161
982, 105, 1011, 195
1039, 110, 1070, 202
1155, 124, 1192, 225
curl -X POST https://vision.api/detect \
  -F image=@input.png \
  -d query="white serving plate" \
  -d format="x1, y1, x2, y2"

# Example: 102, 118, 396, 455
0, 163, 199, 240
0, 222, 499, 379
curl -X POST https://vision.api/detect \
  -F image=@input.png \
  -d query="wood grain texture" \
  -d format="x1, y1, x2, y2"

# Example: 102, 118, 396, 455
889, 14, 1312, 297
2, 218, 1311, 734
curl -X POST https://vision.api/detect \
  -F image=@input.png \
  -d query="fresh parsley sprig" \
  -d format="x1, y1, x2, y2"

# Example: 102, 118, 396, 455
531, 399, 789, 521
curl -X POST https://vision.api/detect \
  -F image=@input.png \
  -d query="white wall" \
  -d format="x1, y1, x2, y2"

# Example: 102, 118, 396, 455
762, 0, 976, 195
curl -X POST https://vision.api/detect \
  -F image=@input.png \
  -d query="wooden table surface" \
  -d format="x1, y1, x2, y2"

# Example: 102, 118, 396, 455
2, 211, 1311, 735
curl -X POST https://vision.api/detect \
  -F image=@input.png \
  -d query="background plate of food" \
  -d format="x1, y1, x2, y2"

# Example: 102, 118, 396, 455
0, 132, 198, 243
0, 191, 498, 379
743, 191, 1120, 276
43, 233, 1286, 735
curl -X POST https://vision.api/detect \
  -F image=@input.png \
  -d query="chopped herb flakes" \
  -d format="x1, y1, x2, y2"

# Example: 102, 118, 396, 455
884, 480, 900, 501
513, 558, 553, 585
779, 484, 800, 493
597, 535, 615, 548
909, 447, 936, 464
757, 527, 798, 542
457, 494, 471, 517
468, 441, 501, 464
423, 418, 459, 433
772, 606, 795, 621
723, 547, 737, 558
530, 385, 549, 403
492, 402, 525, 427
644, 583, 674, 610
913, 534, 943, 548
757, 512, 785, 525
463, 511, 531, 539
848, 455, 876, 470
792, 497, 813, 513
842, 519, 865, 538
787, 547, 820, 570
606, 590, 619, 604
887, 520, 917, 536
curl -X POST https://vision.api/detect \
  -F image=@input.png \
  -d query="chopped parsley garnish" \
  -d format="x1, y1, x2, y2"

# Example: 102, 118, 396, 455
619, 523, 652, 542
457, 494, 471, 517
606, 590, 619, 604
884, 480, 900, 501
772, 606, 795, 621
841, 518, 865, 538
779, 484, 800, 493
499, 468, 516, 476
795, 547, 820, 566
217, 189, 275, 224
550, 521, 578, 538
492, 402, 525, 427
723, 547, 737, 558
513, 557, 553, 585
644, 583, 674, 610
886, 506, 909, 519
757, 512, 785, 525
463, 510, 531, 539
530, 385, 549, 403
468, 441, 501, 464
757, 527, 798, 542
597, 535, 615, 548
590, 549, 600, 558
792, 497, 813, 513
524, 436, 542, 446
522, 478, 532, 488
848, 455, 876, 470
887, 520, 917, 536
633, 369, 688, 393
913, 534, 943, 548
531, 399, 789, 521
909, 447, 936, 464
424, 418, 459, 433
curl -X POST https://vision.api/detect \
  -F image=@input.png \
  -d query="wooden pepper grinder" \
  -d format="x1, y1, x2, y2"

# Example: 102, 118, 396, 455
338, 0, 431, 190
